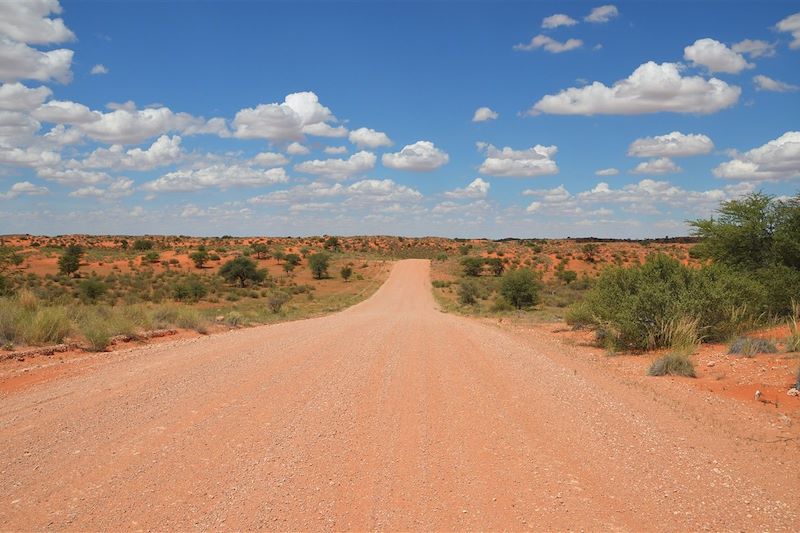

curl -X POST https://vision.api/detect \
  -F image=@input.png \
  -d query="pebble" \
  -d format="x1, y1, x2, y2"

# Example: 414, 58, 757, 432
787, 388, 799, 397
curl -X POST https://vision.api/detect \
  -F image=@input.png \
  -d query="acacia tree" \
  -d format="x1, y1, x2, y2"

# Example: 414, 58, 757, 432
219, 257, 266, 287
58, 244, 83, 277
308, 253, 330, 279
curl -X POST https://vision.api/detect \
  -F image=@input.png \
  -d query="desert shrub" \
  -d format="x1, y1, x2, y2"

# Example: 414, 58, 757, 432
267, 291, 291, 313
728, 337, 778, 357
58, 246, 82, 277
171, 277, 207, 302
80, 315, 112, 351
143, 251, 160, 263
500, 269, 540, 309
174, 308, 208, 333
648, 353, 696, 377
578, 254, 763, 351
308, 253, 330, 279
490, 297, 514, 312
431, 280, 450, 288
219, 257, 266, 287
458, 280, 479, 305
565, 301, 594, 328
557, 269, 578, 285
79, 277, 108, 302
340, 265, 353, 281
787, 303, 800, 352
224, 311, 245, 327
461, 257, 484, 277
190, 250, 209, 268
23, 307, 71, 345
485, 257, 505, 277
132, 239, 154, 251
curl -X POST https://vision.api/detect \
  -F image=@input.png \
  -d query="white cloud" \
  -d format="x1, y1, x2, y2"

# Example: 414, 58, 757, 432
472, 107, 498, 122
684, 38, 753, 74
753, 74, 798, 92
0, 180, 48, 199
542, 14, 578, 29
382, 140, 449, 171
595, 167, 619, 176
68, 178, 133, 199
585, 5, 619, 23
0, 39, 73, 83
36, 167, 111, 185
294, 150, 376, 180
0, 110, 40, 145
348, 127, 393, 148
0, 1, 75, 44
0, 144, 59, 167
33, 99, 98, 123
252, 151, 290, 167
731, 39, 776, 58
713, 131, 800, 181
477, 142, 559, 177
530, 61, 740, 115
628, 131, 714, 158
41, 123, 82, 145
514, 34, 583, 53
444, 178, 490, 199
323, 146, 348, 155
286, 142, 310, 155
232, 91, 343, 141
143, 164, 289, 192
90, 64, 108, 75
248, 178, 422, 207
631, 157, 681, 175
776, 12, 800, 49
0, 82, 51, 111
79, 135, 183, 170
74, 104, 222, 144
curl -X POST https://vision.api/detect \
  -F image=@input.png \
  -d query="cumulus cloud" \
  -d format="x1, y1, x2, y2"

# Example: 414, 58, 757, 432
90, 64, 108, 75
252, 151, 290, 167
713, 131, 800, 181
514, 35, 583, 53
595, 167, 619, 176
628, 131, 714, 158
0, 1, 75, 44
0, 144, 59, 167
68, 178, 133, 199
0, 82, 51, 111
0, 180, 48, 199
382, 141, 449, 171
542, 14, 578, 29
732, 39, 776, 58
444, 178, 490, 199
348, 127, 392, 148
776, 12, 800, 49
477, 142, 558, 177
248, 178, 422, 207
753, 74, 798, 92
323, 146, 348, 155
0, 110, 41, 146
684, 38, 753, 74
286, 142, 310, 155
585, 5, 619, 23
523, 179, 754, 218
631, 157, 681, 175
472, 107, 498, 122
33, 99, 98, 124
0, 39, 73, 83
530, 61, 740, 115
78, 135, 183, 170
232, 91, 344, 141
36, 167, 111, 186
143, 164, 289, 192
294, 150, 376, 180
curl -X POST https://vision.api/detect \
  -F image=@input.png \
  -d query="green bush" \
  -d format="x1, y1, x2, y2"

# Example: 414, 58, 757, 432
219, 257, 266, 287
499, 269, 540, 309
648, 353, 696, 377
308, 253, 330, 279
267, 291, 291, 313
458, 280, 479, 305
79, 277, 108, 302
461, 257, 484, 277
578, 254, 764, 351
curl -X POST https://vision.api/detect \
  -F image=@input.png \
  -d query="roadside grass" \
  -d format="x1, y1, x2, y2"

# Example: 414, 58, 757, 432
648, 352, 696, 378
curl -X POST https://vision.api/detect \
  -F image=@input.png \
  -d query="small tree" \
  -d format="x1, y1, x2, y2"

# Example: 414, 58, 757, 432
58, 245, 83, 277
132, 239, 154, 251
461, 257, 484, 277
267, 291, 291, 313
486, 257, 505, 277
340, 265, 353, 282
190, 250, 209, 269
79, 277, 107, 302
324, 236, 340, 251
250, 242, 268, 259
500, 268, 540, 309
458, 280, 479, 305
557, 269, 578, 285
308, 253, 330, 279
143, 251, 160, 263
219, 257, 266, 287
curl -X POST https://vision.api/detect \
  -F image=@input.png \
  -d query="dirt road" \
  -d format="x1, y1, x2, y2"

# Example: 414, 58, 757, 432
1, 260, 797, 531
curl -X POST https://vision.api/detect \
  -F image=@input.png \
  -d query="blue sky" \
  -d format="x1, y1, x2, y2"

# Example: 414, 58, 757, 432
1, 1, 799, 238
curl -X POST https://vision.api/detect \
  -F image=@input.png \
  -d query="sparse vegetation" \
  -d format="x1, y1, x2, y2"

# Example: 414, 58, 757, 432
647, 352, 696, 378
